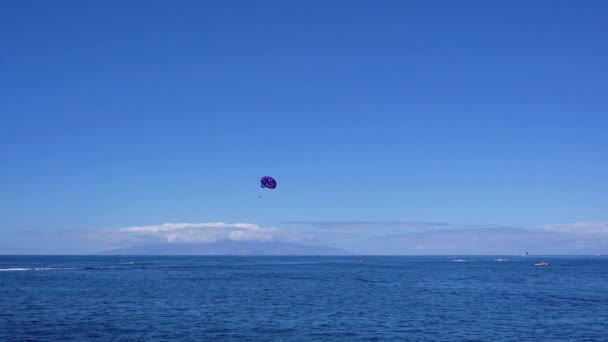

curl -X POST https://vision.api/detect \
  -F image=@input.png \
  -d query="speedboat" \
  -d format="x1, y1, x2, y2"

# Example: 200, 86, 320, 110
534, 261, 550, 266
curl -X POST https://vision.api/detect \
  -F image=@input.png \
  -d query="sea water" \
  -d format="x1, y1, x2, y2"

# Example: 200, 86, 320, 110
1, 256, 607, 341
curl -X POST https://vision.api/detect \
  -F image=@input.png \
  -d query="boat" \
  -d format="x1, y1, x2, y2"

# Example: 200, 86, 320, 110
534, 261, 549, 266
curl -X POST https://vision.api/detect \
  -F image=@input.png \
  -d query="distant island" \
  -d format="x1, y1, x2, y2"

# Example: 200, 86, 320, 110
95, 240, 351, 256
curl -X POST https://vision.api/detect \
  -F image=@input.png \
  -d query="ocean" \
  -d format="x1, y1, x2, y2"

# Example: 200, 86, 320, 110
1, 256, 607, 341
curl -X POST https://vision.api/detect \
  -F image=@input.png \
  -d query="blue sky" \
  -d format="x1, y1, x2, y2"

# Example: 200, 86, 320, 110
1, 1, 607, 254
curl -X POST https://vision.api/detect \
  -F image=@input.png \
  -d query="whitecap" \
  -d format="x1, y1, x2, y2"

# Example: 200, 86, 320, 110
0, 268, 32, 271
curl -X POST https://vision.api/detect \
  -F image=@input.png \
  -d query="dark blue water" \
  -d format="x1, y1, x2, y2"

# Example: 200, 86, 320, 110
1, 256, 607, 341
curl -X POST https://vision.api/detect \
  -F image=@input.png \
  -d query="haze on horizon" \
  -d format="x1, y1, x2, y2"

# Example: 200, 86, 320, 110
1, 1, 607, 255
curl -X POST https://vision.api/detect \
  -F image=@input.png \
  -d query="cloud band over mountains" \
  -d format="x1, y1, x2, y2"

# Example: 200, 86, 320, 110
20, 220, 608, 255
90, 222, 281, 245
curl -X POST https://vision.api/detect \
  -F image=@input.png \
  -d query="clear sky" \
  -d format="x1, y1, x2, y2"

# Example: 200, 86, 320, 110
1, 1, 607, 254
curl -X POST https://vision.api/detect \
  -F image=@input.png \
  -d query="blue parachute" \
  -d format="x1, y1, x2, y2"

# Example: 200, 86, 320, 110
260, 176, 277, 189
259, 176, 276, 198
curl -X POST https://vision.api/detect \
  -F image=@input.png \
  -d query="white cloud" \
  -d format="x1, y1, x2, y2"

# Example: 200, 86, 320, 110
351, 225, 608, 255
539, 222, 608, 235
284, 220, 449, 230
94, 222, 280, 245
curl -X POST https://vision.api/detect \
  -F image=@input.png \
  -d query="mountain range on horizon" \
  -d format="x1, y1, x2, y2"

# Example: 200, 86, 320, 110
95, 240, 351, 256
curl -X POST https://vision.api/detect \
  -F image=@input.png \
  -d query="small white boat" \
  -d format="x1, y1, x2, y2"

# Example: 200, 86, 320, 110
534, 261, 550, 266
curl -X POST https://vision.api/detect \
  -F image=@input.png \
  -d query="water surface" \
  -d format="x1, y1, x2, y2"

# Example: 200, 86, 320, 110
1, 256, 606, 341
